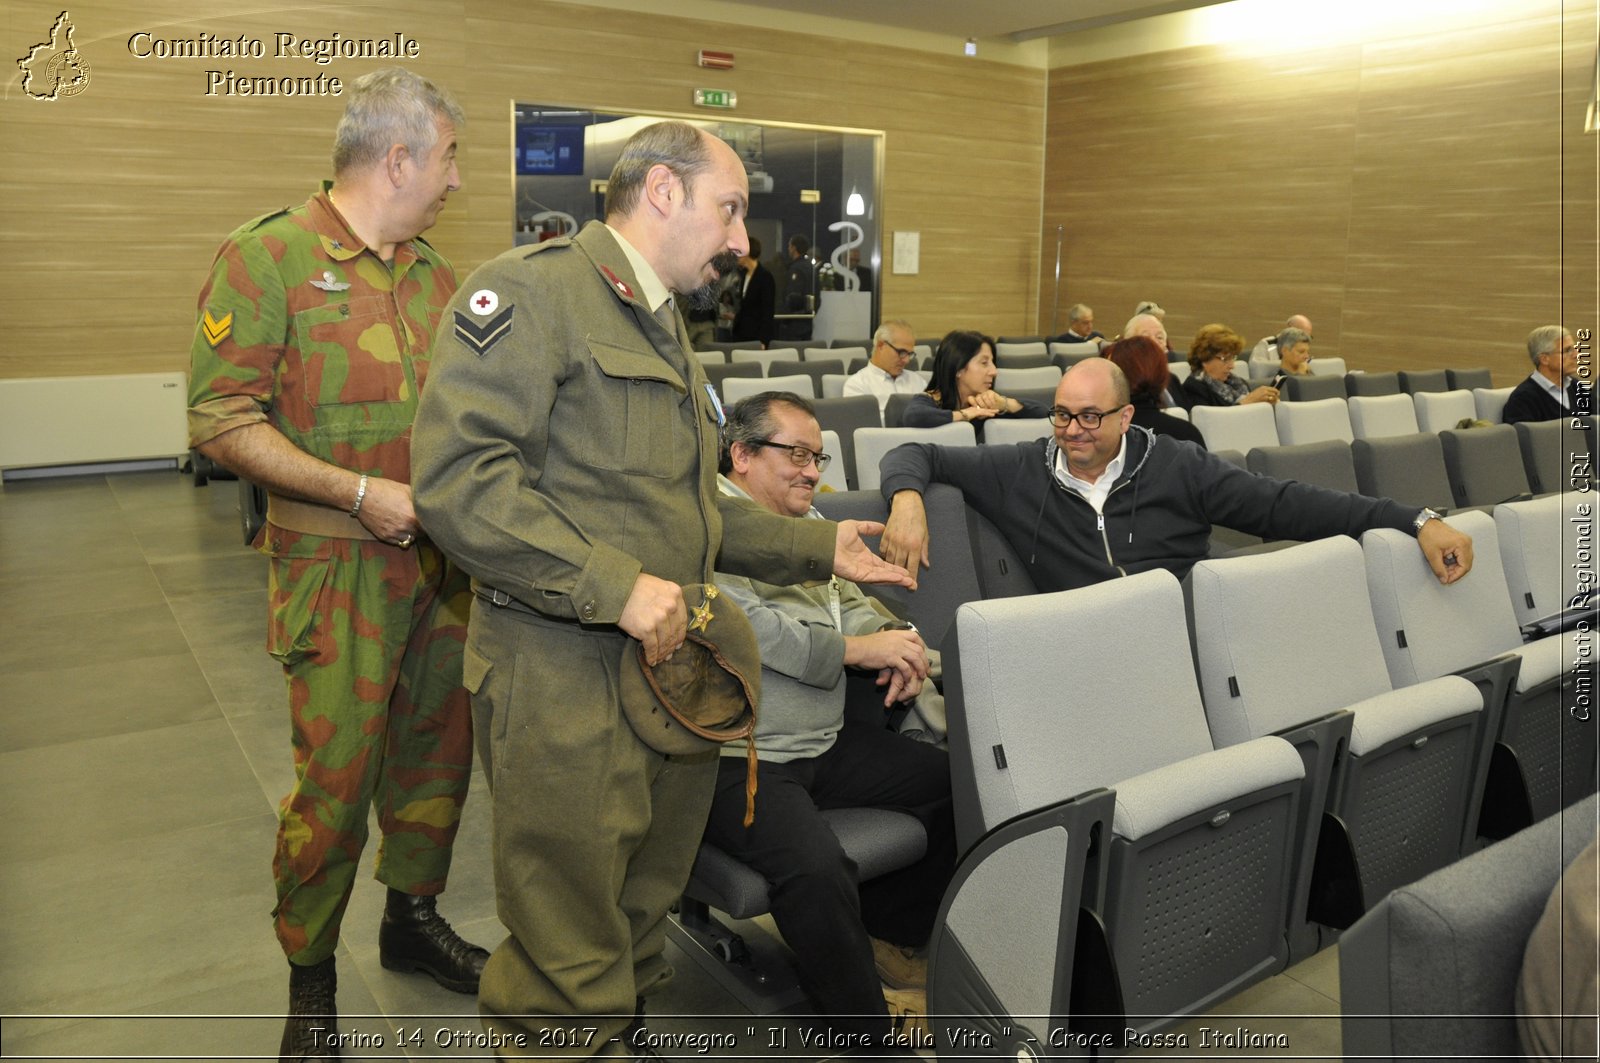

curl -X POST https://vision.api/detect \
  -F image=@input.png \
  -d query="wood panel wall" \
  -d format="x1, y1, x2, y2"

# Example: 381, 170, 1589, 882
1042, 1, 1599, 387
0, 0, 1045, 379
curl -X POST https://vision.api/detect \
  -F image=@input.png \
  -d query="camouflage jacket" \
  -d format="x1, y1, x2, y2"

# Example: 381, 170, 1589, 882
186, 183, 457, 485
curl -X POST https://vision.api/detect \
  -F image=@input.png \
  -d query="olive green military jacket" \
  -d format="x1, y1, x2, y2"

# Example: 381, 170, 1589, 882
412, 222, 835, 626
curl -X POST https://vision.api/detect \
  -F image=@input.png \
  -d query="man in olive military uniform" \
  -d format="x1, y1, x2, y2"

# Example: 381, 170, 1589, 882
411, 121, 914, 1057
186, 67, 488, 1063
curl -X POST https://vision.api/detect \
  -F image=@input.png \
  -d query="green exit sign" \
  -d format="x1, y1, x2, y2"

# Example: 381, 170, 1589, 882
693, 88, 737, 110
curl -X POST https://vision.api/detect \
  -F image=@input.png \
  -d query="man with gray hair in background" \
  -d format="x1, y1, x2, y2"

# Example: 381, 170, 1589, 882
186, 67, 486, 1062
843, 319, 927, 421
1504, 325, 1591, 424
1054, 302, 1104, 344
1249, 313, 1314, 371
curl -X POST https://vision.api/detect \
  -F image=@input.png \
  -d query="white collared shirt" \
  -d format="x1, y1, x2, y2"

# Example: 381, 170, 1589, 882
1530, 370, 1571, 410
1053, 435, 1128, 514
842, 363, 929, 419
605, 223, 673, 318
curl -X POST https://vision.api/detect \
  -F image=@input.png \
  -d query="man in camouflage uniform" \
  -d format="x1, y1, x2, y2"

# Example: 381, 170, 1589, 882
186, 67, 487, 1063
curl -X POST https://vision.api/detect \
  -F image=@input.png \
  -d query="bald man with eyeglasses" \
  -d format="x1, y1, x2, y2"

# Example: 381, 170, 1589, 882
879, 357, 1475, 593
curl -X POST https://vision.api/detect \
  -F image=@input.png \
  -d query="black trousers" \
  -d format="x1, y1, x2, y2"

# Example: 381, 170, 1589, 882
701, 686, 956, 1037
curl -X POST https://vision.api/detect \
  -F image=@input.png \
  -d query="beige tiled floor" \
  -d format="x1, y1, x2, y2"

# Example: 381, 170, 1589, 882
0, 468, 1347, 1061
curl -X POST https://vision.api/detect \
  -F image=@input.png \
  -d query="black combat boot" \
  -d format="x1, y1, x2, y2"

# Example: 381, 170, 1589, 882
377, 888, 488, 994
279, 955, 340, 1062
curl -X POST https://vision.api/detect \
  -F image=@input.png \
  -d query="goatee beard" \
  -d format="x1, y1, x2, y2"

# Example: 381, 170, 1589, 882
682, 251, 740, 313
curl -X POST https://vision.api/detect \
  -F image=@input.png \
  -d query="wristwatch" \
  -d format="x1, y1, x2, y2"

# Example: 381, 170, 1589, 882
1413, 507, 1443, 534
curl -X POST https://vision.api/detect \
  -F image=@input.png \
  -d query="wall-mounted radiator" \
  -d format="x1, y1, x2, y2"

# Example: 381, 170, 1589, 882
0, 373, 189, 472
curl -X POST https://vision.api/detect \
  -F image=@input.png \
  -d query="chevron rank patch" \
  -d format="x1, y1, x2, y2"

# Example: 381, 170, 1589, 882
202, 310, 233, 348
454, 305, 514, 357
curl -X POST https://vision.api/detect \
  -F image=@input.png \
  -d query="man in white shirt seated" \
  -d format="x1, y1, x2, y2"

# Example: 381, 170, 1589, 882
843, 320, 927, 422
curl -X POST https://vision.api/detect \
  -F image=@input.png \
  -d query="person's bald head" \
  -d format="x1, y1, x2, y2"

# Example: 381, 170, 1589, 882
1051, 358, 1135, 484
1286, 314, 1312, 336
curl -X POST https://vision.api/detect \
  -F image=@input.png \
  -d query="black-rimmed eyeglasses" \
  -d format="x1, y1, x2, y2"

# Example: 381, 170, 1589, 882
745, 439, 832, 473
879, 341, 915, 360
1047, 405, 1127, 430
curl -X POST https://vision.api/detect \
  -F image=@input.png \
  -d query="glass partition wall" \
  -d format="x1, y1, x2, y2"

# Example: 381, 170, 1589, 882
513, 105, 883, 342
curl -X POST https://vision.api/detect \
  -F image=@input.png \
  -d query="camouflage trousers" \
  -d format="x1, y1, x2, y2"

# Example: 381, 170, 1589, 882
264, 525, 474, 965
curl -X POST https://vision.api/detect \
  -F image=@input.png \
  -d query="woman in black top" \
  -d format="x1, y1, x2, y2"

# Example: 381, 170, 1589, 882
903, 330, 1050, 435
1103, 335, 1207, 447
1181, 323, 1280, 408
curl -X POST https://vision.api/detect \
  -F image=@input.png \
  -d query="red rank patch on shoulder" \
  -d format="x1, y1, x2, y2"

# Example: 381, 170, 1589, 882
599, 266, 633, 300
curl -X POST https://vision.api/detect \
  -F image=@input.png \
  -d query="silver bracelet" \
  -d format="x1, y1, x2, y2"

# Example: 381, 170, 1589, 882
349, 473, 369, 517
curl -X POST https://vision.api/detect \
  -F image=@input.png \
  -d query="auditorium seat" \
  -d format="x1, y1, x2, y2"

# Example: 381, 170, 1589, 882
816, 430, 848, 493
1351, 433, 1456, 511
1274, 397, 1354, 445
815, 484, 986, 651
1399, 369, 1450, 394
1494, 493, 1595, 629
693, 350, 727, 365
993, 366, 1062, 392
1439, 424, 1532, 508
980, 418, 1052, 445
820, 373, 847, 399
731, 348, 799, 375
1513, 418, 1593, 494
1309, 356, 1347, 379
1048, 340, 1101, 361
723, 373, 814, 404
673, 806, 929, 1014
1189, 403, 1279, 454
853, 422, 975, 491
817, 345, 867, 364
992, 352, 1052, 370
994, 341, 1047, 359
1473, 386, 1515, 424
768, 358, 844, 397
1339, 794, 1598, 1063
1362, 511, 1595, 836
1247, 440, 1360, 493
1446, 367, 1493, 392
705, 340, 764, 352
1345, 372, 1401, 397
703, 361, 762, 394
1282, 374, 1346, 402
1348, 394, 1420, 439
829, 337, 872, 351
1413, 389, 1477, 433
882, 392, 916, 428
1187, 537, 1486, 952
944, 570, 1305, 1031
809, 396, 880, 490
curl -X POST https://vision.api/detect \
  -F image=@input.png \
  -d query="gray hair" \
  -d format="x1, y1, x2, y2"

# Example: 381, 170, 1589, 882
1133, 300, 1165, 319
1067, 303, 1093, 324
1276, 326, 1311, 352
873, 319, 913, 346
605, 121, 717, 220
332, 67, 464, 177
718, 391, 816, 475
1526, 325, 1571, 366
1124, 312, 1161, 337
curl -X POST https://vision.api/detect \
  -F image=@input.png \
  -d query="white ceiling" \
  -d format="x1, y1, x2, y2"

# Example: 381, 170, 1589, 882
720, 0, 1231, 42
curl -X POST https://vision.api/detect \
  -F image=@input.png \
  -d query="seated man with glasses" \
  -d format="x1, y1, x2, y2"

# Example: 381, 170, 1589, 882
709, 390, 956, 1043
842, 319, 928, 422
878, 357, 1475, 592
